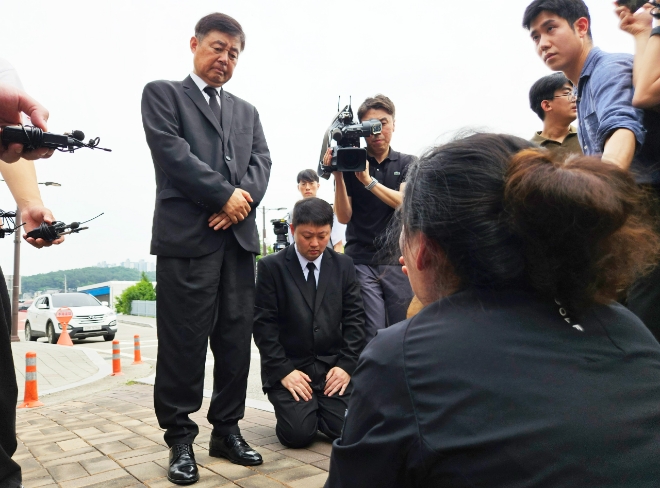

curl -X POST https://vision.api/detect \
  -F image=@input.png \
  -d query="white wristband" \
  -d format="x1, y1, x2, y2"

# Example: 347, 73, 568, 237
364, 178, 378, 191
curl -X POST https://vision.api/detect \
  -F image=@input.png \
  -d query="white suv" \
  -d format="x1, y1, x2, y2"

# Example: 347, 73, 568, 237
25, 292, 118, 343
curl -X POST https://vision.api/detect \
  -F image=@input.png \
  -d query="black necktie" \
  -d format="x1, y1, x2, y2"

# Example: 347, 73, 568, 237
306, 262, 317, 305
203, 86, 221, 123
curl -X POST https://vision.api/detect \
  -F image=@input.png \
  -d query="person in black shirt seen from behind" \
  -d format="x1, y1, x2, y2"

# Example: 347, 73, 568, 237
326, 133, 660, 488
324, 94, 415, 344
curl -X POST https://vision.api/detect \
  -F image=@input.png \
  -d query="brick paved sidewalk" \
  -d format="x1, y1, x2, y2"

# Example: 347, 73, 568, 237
15, 384, 331, 487
12, 342, 109, 403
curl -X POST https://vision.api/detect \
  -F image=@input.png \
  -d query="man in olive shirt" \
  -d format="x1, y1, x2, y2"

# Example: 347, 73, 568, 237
529, 73, 582, 159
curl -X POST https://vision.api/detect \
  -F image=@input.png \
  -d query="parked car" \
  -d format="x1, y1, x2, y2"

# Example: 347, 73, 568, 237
25, 292, 118, 343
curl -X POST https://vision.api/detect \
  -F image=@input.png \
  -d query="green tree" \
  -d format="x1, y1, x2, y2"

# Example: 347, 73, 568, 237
22, 266, 156, 294
256, 246, 275, 262
115, 273, 156, 314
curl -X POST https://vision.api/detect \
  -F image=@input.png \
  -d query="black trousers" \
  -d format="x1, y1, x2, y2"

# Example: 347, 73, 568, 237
0, 266, 21, 488
628, 186, 660, 341
155, 232, 255, 446
267, 360, 350, 449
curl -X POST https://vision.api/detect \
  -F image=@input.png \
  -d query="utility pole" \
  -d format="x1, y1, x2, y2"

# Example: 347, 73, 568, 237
261, 207, 267, 256
6, 180, 62, 342
64, 273, 67, 293
10, 208, 20, 342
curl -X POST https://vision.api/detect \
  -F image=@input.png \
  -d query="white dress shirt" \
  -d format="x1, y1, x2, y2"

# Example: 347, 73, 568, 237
0, 58, 26, 124
287, 212, 345, 248
190, 71, 220, 109
294, 244, 323, 288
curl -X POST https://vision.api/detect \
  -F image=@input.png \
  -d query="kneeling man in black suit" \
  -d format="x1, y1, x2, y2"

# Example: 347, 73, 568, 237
254, 197, 365, 448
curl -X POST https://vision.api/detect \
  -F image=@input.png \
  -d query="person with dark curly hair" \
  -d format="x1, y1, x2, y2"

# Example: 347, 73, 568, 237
325, 132, 660, 488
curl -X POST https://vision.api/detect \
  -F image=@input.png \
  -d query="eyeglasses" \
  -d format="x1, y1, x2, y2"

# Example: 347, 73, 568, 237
552, 93, 577, 103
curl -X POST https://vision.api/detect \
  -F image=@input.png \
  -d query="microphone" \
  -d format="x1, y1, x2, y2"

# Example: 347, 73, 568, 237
69, 130, 85, 141
0, 125, 111, 153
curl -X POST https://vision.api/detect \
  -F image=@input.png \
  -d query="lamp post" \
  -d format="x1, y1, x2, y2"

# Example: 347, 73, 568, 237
7, 181, 61, 342
260, 207, 287, 256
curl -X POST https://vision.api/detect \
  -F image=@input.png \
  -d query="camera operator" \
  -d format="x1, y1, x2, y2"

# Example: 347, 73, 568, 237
0, 66, 64, 488
287, 169, 346, 252
616, 2, 660, 108
324, 94, 415, 344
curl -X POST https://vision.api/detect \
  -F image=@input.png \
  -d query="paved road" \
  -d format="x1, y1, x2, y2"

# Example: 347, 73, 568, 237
33, 317, 272, 411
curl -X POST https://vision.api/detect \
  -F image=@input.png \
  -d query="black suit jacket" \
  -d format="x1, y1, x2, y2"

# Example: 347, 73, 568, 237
253, 245, 365, 391
326, 288, 660, 488
141, 76, 271, 257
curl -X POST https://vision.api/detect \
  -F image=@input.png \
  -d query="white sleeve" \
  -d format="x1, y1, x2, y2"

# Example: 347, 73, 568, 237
331, 214, 346, 246
0, 58, 27, 124
287, 211, 294, 244
0, 58, 24, 90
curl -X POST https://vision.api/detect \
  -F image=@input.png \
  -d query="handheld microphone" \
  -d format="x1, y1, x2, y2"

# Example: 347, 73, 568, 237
0, 125, 111, 153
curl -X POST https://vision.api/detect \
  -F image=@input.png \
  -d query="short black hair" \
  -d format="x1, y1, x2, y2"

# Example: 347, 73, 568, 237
195, 13, 246, 51
529, 73, 572, 120
292, 198, 333, 228
522, 0, 592, 38
297, 169, 319, 184
358, 94, 396, 122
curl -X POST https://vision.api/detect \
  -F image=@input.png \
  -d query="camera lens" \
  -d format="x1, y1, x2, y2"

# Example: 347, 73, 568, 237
341, 151, 362, 170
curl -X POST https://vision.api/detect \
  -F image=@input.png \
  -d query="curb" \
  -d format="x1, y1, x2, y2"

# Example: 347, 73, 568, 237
117, 318, 156, 329
39, 347, 112, 397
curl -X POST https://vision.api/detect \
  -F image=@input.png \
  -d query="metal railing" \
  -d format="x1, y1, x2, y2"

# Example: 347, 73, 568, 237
130, 300, 156, 317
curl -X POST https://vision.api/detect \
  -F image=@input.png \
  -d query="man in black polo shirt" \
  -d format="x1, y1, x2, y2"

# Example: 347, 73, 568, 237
323, 94, 415, 343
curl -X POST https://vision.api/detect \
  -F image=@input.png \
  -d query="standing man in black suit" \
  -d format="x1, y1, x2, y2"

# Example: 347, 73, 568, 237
253, 198, 365, 449
141, 13, 271, 485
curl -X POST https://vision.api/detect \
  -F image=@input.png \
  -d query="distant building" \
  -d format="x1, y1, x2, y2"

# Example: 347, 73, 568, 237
77, 281, 140, 310
96, 259, 156, 272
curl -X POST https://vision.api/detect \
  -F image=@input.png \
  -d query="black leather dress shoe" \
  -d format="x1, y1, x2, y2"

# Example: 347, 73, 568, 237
209, 433, 263, 466
168, 444, 199, 485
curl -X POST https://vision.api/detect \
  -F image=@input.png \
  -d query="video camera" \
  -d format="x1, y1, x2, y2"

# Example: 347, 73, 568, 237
616, 0, 660, 17
271, 218, 290, 253
1, 125, 111, 153
317, 101, 382, 180
0, 209, 19, 238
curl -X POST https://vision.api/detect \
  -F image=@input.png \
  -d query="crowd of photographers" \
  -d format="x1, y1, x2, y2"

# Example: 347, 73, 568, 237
3, 0, 660, 486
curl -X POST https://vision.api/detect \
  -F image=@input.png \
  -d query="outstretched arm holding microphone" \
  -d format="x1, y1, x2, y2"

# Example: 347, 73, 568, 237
0, 76, 63, 488
0, 83, 63, 248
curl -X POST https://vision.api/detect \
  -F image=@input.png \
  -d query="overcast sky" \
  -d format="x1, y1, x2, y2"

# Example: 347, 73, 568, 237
0, 0, 637, 276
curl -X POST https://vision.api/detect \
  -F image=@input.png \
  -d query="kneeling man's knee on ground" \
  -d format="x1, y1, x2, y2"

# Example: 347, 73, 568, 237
276, 420, 318, 449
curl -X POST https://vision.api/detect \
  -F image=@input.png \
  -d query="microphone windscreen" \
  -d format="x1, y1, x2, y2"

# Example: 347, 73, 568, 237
71, 130, 85, 141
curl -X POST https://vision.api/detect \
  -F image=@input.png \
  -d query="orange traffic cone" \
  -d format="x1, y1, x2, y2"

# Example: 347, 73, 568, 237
56, 307, 73, 346
56, 322, 73, 346
111, 340, 124, 376
18, 352, 44, 408
132, 335, 143, 365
